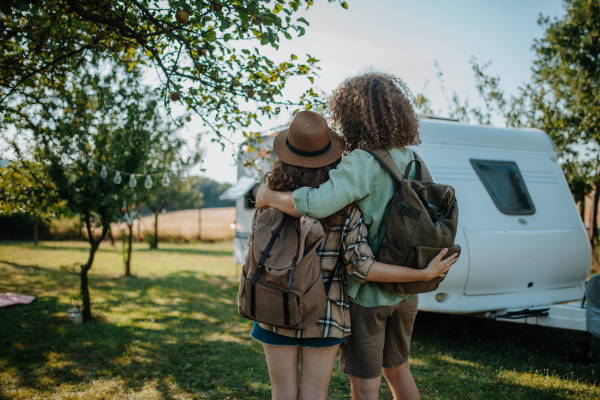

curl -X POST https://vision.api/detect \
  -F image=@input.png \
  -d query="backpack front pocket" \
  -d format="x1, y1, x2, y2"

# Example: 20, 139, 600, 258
242, 278, 302, 329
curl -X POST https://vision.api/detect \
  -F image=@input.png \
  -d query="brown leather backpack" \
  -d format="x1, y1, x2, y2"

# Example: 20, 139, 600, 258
238, 208, 327, 329
366, 149, 461, 294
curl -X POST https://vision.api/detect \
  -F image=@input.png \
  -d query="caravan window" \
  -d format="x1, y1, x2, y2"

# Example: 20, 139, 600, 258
470, 160, 535, 215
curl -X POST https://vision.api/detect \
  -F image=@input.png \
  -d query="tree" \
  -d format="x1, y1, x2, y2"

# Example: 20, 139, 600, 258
416, 0, 600, 244
0, 161, 63, 244
1, 0, 347, 141
138, 134, 203, 249
529, 0, 600, 244
2, 65, 195, 321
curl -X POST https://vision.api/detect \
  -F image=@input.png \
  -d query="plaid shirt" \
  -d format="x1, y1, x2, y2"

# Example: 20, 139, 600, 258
258, 205, 375, 339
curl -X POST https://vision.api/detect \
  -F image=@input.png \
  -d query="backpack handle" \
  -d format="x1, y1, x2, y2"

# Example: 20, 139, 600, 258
405, 151, 433, 181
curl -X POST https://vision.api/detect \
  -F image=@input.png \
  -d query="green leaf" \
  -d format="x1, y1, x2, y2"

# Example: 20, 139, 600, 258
205, 30, 217, 42
297, 17, 309, 26
341, 1, 349, 9
224, 33, 232, 42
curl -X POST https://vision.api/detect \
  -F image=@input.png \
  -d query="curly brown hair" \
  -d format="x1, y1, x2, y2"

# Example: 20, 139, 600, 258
329, 72, 421, 153
265, 159, 349, 228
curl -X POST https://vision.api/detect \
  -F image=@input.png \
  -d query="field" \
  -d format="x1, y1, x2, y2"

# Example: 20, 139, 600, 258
1, 238, 599, 399
110, 207, 236, 243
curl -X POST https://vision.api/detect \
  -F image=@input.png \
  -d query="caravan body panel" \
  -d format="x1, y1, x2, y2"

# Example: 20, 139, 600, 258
416, 119, 592, 313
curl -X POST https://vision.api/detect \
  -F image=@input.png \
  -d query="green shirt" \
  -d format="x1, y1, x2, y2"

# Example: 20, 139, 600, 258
292, 147, 416, 307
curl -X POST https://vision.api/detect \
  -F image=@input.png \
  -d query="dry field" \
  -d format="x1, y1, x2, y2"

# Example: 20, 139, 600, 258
111, 207, 236, 242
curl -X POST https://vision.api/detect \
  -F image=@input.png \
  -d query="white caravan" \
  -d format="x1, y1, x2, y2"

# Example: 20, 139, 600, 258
221, 117, 593, 334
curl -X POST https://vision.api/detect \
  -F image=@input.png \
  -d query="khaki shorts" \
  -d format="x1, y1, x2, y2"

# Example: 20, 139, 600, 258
340, 296, 418, 379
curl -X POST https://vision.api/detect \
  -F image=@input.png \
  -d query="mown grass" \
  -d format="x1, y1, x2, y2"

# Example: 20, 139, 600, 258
0, 240, 599, 400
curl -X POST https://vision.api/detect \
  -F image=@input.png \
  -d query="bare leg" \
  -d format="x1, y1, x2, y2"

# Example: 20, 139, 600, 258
298, 345, 340, 400
262, 344, 300, 400
383, 362, 420, 400
350, 375, 382, 400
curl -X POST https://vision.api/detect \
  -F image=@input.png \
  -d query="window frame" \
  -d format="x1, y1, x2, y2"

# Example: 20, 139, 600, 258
470, 159, 536, 215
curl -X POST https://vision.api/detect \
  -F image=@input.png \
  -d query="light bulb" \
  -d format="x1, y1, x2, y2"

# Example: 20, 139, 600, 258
129, 175, 137, 188
100, 165, 108, 179
87, 159, 94, 171
180, 171, 188, 181
162, 173, 170, 187
114, 171, 122, 184
145, 175, 153, 189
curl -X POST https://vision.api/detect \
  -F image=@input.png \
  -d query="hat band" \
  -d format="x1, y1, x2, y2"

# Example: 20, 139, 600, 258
286, 138, 331, 158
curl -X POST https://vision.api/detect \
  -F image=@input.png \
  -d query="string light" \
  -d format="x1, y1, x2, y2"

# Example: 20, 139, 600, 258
80, 154, 191, 189
162, 173, 170, 187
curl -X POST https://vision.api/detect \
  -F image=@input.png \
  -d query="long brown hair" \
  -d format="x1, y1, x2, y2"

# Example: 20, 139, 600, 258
265, 159, 349, 228
329, 72, 421, 153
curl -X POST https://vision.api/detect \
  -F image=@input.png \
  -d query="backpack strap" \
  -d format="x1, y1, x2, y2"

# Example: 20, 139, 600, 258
287, 219, 302, 287
250, 213, 288, 287
250, 213, 289, 319
364, 149, 404, 183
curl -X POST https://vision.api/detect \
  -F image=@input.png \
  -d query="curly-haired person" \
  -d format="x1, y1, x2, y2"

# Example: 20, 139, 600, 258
256, 73, 456, 400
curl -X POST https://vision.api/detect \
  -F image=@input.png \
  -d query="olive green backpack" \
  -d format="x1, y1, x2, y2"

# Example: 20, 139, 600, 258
366, 149, 461, 294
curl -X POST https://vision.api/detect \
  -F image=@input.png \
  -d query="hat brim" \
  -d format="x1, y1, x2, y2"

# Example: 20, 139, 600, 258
273, 129, 343, 168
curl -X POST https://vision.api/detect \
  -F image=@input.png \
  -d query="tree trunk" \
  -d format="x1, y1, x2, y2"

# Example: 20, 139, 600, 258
580, 198, 586, 222
137, 216, 141, 242
151, 211, 159, 249
108, 226, 115, 246
80, 261, 92, 322
198, 207, 202, 241
80, 212, 108, 323
590, 183, 600, 247
125, 224, 133, 276
33, 217, 39, 245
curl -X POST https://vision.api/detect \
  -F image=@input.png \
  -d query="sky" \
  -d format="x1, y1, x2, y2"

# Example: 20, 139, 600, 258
196, 0, 567, 184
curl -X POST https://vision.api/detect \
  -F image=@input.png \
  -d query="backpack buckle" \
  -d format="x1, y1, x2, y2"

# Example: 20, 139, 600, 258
397, 202, 411, 216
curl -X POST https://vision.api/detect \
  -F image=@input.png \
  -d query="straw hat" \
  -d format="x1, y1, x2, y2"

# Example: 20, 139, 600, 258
273, 111, 343, 168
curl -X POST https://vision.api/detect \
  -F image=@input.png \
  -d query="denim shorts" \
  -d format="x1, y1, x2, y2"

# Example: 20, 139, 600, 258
251, 322, 347, 348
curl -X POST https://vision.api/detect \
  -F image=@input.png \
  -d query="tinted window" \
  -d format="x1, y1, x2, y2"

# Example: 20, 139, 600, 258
470, 160, 535, 215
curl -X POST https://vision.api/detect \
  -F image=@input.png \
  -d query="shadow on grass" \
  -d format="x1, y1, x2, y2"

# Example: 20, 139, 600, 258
411, 312, 599, 399
0, 262, 268, 400
2, 255, 599, 399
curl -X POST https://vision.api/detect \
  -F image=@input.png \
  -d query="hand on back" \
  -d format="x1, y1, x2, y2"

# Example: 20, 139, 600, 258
255, 184, 272, 208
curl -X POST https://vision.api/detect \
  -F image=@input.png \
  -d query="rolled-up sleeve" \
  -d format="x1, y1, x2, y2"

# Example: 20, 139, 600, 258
292, 150, 372, 218
341, 207, 375, 283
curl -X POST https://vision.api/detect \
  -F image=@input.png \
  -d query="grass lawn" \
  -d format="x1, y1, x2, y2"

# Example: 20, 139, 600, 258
0, 240, 599, 400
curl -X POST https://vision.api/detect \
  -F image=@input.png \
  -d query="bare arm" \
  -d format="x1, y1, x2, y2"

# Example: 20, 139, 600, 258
255, 184, 301, 218
365, 248, 458, 283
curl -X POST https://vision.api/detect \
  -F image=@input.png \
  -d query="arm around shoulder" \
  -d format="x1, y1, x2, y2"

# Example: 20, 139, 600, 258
254, 184, 301, 218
